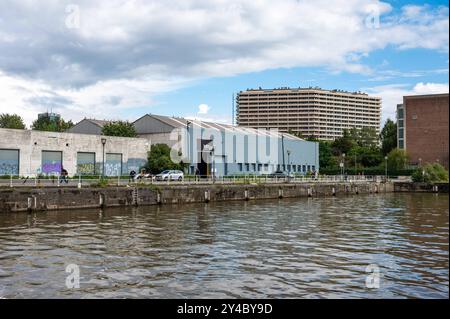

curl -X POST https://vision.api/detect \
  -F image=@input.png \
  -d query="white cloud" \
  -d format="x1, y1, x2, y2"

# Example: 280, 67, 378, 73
197, 104, 210, 114
0, 0, 448, 123
365, 82, 449, 125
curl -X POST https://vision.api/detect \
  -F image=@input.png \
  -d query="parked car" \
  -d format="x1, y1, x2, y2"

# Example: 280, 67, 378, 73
155, 170, 184, 181
268, 171, 294, 178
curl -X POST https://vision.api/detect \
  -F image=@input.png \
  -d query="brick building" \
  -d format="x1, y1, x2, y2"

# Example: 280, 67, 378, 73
397, 93, 449, 168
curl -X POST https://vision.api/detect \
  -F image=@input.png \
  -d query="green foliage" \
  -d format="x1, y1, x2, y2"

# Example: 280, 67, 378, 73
92, 177, 109, 188
32, 116, 74, 132
147, 144, 187, 174
0, 113, 26, 129
101, 121, 137, 137
331, 129, 357, 156
380, 119, 397, 155
387, 148, 408, 171
411, 163, 449, 183
318, 140, 337, 169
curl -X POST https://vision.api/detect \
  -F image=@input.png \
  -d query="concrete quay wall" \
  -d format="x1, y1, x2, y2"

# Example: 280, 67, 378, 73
0, 182, 392, 213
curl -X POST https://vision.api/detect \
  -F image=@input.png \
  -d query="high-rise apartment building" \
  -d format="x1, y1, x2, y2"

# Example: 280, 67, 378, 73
236, 87, 381, 140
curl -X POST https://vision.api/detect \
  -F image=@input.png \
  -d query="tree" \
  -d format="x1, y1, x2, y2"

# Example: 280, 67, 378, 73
32, 116, 74, 132
380, 119, 397, 155
387, 148, 409, 171
101, 121, 137, 137
318, 141, 337, 169
147, 144, 187, 174
412, 163, 448, 183
0, 114, 26, 129
331, 129, 356, 156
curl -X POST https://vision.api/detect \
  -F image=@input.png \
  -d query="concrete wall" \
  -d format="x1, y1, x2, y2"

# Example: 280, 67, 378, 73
0, 182, 392, 213
0, 128, 150, 176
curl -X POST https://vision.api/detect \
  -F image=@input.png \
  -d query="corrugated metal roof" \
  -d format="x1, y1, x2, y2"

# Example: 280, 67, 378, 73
145, 114, 305, 141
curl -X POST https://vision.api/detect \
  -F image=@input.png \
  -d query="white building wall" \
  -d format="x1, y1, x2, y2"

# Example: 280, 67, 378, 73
0, 129, 150, 176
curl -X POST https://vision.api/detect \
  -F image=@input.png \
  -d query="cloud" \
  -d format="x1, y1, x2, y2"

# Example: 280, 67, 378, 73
0, 0, 448, 124
365, 82, 449, 125
198, 104, 210, 114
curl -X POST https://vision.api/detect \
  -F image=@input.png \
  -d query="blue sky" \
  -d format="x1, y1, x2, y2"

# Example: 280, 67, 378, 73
0, 0, 448, 127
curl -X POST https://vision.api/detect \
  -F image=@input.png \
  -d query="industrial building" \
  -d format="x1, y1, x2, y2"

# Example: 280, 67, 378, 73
236, 87, 381, 140
397, 93, 449, 168
0, 128, 149, 177
67, 114, 320, 177
133, 114, 319, 176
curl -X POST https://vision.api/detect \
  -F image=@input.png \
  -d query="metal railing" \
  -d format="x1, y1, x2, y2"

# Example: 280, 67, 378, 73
0, 174, 386, 188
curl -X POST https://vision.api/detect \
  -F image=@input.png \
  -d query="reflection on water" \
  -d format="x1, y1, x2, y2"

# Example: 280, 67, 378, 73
0, 193, 448, 299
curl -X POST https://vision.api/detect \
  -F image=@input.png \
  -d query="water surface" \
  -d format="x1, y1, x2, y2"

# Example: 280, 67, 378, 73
0, 193, 448, 299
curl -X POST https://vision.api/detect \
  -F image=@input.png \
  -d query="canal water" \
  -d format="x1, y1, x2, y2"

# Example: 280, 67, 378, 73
0, 193, 448, 299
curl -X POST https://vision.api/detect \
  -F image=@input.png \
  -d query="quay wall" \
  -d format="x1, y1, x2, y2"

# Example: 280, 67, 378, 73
0, 182, 392, 213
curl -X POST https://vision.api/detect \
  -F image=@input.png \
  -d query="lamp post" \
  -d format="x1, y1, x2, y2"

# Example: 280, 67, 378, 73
287, 150, 291, 172
385, 156, 388, 181
210, 146, 215, 183
341, 153, 346, 179
101, 138, 107, 177
186, 121, 192, 174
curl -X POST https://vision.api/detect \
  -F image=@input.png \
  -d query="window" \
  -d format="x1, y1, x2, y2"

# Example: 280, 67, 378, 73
307, 165, 311, 172
77, 152, 96, 175
312, 166, 316, 171
399, 140, 405, 149
251, 163, 256, 171
302, 165, 306, 172
245, 163, 250, 171
105, 153, 122, 176
258, 164, 262, 171
0, 149, 19, 175
238, 163, 243, 171
42, 151, 63, 175
398, 128, 404, 139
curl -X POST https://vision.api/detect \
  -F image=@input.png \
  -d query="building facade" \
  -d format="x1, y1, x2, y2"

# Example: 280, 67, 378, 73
0, 129, 149, 176
397, 93, 449, 168
133, 114, 319, 176
236, 87, 381, 140
67, 119, 111, 135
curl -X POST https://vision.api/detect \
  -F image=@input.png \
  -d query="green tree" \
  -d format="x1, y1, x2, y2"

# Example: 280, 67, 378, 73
412, 163, 448, 183
0, 113, 26, 129
147, 144, 187, 174
318, 140, 337, 169
350, 145, 383, 168
387, 148, 409, 171
332, 129, 356, 156
32, 116, 73, 132
380, 119, 397, 155
101, 121, 137, 137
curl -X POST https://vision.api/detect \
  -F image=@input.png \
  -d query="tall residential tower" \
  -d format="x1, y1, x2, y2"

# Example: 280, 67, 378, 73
237, 87, 381, 140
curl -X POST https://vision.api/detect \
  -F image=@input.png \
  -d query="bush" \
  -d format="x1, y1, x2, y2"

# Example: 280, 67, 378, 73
411, 163, 449, 183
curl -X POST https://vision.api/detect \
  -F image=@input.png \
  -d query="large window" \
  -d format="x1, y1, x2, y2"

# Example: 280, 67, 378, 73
42, 151, 63, 175
105, 153, 122, 176
77, 152, 96, 175
0, 149, 19, 175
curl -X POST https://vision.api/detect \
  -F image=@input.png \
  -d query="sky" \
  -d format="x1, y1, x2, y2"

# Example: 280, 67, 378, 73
0, 0, 448, 127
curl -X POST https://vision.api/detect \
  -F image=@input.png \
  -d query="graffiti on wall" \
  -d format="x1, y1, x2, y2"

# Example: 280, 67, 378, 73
77, 163, 96, 175
42, 162, 62, 174
105, 162, 122, 176
0, 162, 19, 175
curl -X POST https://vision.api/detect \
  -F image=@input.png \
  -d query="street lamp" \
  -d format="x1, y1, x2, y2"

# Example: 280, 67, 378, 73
287, 150, 291, 172
186, 121, 192, 174
384, 156, 388, 181
341, 153, 346, 179
101, 138, 107, 177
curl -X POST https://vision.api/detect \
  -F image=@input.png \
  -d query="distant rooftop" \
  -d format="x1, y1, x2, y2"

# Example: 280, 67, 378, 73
240, 86, 373, 97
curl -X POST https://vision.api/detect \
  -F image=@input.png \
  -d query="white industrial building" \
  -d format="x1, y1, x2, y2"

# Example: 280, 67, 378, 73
0, 128, 149, 177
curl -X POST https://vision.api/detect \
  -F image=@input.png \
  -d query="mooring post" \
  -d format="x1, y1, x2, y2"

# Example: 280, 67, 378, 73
10, 174, 13, 188
244, 189, 249, 201
332, 187, 336, 196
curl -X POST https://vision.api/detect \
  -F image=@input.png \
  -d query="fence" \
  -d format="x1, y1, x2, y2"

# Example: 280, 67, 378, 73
0, 173, 387, 188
